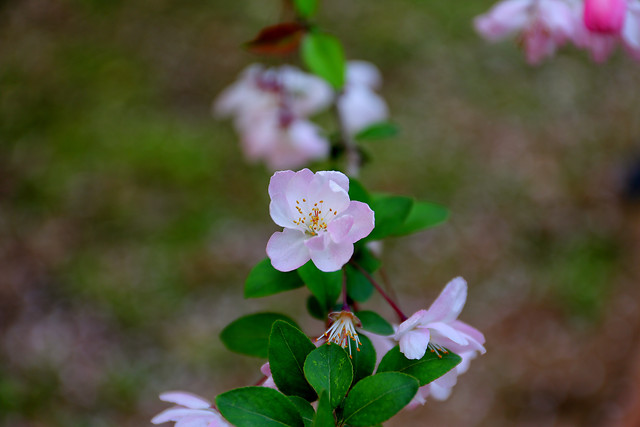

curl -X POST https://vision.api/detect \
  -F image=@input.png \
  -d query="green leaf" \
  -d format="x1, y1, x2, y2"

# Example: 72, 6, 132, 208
377, 345, 461, 386
269, 320, 317, 401
313, 390, 335, 427
216, 386, 304, 427
348, 178, 372, 205
220, 312, 299, 358
350, 333, 376, 386
345, 264, 373, 302
306, 295, 325, 320
288, 396, 315, 427
392, 201, 449, 236
304, 344, 353, 408
301, 32, 345, 89
293, 0, 318, 18
356, 311, 394, 336
245, 258, 305, 298
298, 262, 342, 312
367, 195, 413, 240
354, 122, 399, 142
341, 372, 419, 426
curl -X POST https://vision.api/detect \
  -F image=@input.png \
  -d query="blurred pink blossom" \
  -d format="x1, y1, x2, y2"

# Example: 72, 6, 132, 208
584, 0, 627, 33
394, 277, 486, 360
266, 169, 375, 272
406, 351, 479, 409
151, 391, 230, 427
259, 362, 278, 389
338, 61, 389, 135
474, 0, 578, 64
214, 64, 332, 169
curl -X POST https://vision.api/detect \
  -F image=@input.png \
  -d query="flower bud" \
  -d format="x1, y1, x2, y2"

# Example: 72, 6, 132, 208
584, 0, 627, 34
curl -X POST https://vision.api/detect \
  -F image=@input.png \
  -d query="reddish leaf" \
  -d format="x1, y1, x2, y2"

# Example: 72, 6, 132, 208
245, 22, 306, 55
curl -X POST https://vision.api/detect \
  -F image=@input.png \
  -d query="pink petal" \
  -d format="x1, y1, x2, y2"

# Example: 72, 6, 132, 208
306, 175, 350, 215
316, 170, 350, 192
425, 277, 467, 323
307, 238, 354, 272
405, 385, 429, 410
584, 0, 627, 34
152, 408, 211, 424
399, 328, 430, 360
159, 392, 211, 409
339, 201, 375, 243
622, 2, 640, 51
267, 228, 310, 272
428, 321, 470, 346
346, 60, 383, 89
338, 86, 389, 135
269, 170, 296, 228
394, 309, 428, 338
327, 215, 354, 243
474, 0, 533, 40
284, 168, 318, 210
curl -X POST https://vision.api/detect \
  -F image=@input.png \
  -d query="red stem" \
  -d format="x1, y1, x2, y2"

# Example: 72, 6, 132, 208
349, 260, 407, 322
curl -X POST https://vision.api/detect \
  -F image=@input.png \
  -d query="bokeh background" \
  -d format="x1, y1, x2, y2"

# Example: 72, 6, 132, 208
3, 0, 640, 426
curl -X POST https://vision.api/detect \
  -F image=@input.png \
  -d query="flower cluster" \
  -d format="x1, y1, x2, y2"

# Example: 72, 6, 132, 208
215, 62, 389, 169
474, 0, 640, 63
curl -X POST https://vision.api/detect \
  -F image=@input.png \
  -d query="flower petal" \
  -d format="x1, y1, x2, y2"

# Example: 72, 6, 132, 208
267, 228, 310, 272
394, 309, 428, 338
425, 277, 467, 323
316, 171, 350, 192
398, 328, 430, 360
428, 321, 470, 346
152, 408, 211, 424
307, 238, 354, 272
339, 201, 375, 243
327, 215, 354, 243
268, 170, 296, 228
159, 391, 211, 409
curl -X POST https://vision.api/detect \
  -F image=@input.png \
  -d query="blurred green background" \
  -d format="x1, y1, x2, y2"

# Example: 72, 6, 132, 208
2, 0, 640, 426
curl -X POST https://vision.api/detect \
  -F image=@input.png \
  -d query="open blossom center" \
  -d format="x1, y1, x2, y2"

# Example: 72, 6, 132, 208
293, 199, 338, 236
318, 311, 362, 358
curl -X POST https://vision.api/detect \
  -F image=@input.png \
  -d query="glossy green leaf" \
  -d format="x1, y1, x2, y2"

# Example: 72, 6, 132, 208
293, 0, 318, 18
350, 333, 376, 386
245, 258, 305, 298
304, 344, 353, 408
356, 311, 394, 336
298, 262, 342, 312
345, 264, 373, 302
354, 122, 399, 141
216, 386, 304, 427
377, 345, 461, 386
301, 32, 345, 89
220, 312, 298, 358
288, 396, 315, 427
269, 321, 317, 401
392, 201, 449, 236
348, 178, 371, 205
367, 195, 413, 240
341, 372, 419, 426
313, 390, 334, 427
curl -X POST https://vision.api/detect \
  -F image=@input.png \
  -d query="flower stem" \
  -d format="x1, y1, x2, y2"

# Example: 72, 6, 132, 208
349, 260, 407, 322
341, 267, 349, 311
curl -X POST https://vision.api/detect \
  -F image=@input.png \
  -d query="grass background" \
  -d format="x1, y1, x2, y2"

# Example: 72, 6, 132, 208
2, 0, 640, 425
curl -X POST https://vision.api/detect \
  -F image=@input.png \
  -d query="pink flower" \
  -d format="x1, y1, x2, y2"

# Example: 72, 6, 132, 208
394, 277, 486, 360
622, 0, 640, 57
241, 113, 329, 170
474, 0, 578, 64
584, 0, 627, 33
214, 64, 333, 169
151, 391, 230, 427
405, 351, 479, 409
337, 61, 389, 135
266, 169, 375, 272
